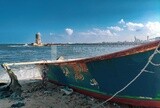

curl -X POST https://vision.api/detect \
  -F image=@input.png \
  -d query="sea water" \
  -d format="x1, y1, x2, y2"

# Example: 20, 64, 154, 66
0, 44, 136, 82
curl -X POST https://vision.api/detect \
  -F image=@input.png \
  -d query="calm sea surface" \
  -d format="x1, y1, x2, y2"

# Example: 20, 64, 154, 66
0, 44, 136, 81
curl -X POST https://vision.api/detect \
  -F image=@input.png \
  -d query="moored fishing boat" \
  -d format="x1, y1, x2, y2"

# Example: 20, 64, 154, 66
2, 40, 160, 107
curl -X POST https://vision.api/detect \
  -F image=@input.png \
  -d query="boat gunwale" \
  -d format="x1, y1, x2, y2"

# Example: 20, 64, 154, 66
45, 40, 160, 64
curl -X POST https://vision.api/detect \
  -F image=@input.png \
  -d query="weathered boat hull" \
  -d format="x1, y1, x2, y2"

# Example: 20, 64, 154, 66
41, 41, 160, 107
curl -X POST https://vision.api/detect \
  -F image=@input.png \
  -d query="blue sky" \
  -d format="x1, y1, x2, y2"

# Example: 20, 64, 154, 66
0, 0, 160, 43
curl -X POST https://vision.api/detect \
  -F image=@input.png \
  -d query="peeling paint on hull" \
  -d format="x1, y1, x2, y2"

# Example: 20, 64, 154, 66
41, 40, 160, 107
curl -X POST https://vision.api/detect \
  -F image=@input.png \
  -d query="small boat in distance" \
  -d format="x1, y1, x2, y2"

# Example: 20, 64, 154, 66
2, 40, 160, 107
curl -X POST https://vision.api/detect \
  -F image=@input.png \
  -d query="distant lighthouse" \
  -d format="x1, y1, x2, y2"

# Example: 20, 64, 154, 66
35, 32, 42, 45
33, 32, 43, 46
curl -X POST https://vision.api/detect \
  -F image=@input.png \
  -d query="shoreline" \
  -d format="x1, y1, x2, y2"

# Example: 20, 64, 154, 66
31, 41, 148, 47
0, 79, 132, 108
0, 41, 147, 46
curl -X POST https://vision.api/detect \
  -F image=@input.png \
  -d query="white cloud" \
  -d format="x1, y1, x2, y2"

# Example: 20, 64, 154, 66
65, 28, 73, 36
126, 22, 144, 31
80, 28, 116, 37
108, 26, 123, 31
145, 22, 160, 37
77, 28, 118, 43
80, 31, 97, 36
62, 20, 160, 43
119, 19, 125, 24
146, 22, 160, 33
95, 28, 115, 36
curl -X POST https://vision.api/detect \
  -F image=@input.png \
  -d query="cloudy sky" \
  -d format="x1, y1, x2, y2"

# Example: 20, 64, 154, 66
0, 0, 160, 43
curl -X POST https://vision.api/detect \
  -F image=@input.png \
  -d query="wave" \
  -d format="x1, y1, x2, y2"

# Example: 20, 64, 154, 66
8, 45, 23, 47
8, 44, 32, 48
23, 44, 29, 47
0, 65, 42, 82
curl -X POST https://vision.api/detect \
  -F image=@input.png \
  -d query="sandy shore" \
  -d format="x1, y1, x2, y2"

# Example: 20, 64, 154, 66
0, 80, 138, 108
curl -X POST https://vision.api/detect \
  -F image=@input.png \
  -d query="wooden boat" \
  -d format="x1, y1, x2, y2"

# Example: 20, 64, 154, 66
2, 40, 160, 107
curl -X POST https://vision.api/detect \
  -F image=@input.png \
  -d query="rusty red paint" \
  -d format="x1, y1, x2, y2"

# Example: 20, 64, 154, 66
68, 62, 88, 73
59, 62, 88, 80
71, 63, 83, 80
79, 63, 88, 72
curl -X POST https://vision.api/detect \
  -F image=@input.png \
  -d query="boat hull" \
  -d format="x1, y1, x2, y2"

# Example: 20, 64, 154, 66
41, 41, 160, 107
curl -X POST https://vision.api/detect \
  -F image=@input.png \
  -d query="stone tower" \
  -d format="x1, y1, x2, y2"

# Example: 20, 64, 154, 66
35, 32, 42, 45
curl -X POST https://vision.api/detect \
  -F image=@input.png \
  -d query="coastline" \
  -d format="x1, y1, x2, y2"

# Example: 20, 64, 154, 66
31, 41, 148, 47
0, 79, 131, 108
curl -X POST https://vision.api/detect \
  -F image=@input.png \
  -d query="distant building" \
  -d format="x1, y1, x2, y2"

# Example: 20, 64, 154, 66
155, 37, 160, 41
146, 36, 160, 42
32, 32, 43, 46
35, 32, 42, 45
134, 36, 142, 43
